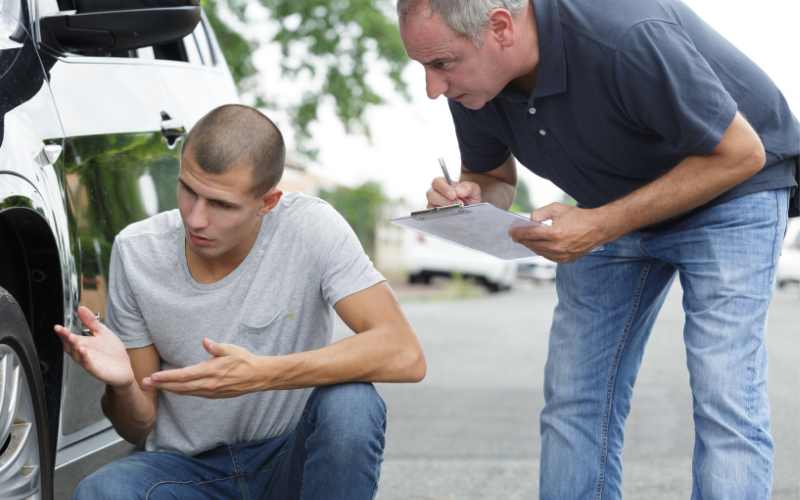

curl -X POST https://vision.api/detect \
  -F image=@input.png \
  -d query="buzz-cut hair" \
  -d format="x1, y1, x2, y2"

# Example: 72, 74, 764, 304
182, 104, 285, 196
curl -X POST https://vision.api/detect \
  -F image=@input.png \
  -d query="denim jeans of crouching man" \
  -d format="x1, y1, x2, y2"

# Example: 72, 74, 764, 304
74, 383, 387, 500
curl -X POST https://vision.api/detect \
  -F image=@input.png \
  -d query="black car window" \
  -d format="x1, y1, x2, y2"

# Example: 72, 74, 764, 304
152, 39, 189, 62
1, 0, 55, 150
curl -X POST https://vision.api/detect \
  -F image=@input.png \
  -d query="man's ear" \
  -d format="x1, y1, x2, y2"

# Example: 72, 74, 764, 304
486, 8, 515, 48
259, 188, 283, 215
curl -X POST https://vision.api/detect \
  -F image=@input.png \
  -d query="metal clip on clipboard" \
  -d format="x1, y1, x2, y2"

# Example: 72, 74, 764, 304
410, 202, 465, 219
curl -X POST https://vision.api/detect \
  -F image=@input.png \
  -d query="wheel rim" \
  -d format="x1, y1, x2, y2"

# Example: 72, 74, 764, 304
0, 345, 42, 500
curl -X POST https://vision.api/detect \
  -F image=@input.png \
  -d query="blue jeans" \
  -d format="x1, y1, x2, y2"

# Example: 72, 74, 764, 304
73, 383, 387, 500
539, 189, 789, 500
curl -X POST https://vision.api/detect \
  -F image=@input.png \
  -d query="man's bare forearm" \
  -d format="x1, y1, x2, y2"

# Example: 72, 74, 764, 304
101, 382, 156, 445
256, 321, 425, 391
595, 127, 765, 242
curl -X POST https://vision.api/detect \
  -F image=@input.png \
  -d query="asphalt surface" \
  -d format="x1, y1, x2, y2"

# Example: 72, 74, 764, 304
372, 281, 799, 500
56, 280, 800, 499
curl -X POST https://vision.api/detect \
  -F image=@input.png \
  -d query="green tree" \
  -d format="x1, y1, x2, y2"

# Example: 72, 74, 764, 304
203, 0, 409, 157
318, 181, 387, 257
511, 177, 534, 213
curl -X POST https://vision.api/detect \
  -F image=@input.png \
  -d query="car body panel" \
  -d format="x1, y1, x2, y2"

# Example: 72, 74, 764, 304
2, 0, 240, 491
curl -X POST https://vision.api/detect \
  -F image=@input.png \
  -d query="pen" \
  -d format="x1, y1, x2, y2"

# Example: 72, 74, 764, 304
438, 157, 465, 207
438, 157, 453, 186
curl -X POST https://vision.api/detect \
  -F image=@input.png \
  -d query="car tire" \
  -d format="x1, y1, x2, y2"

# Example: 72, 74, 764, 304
0, 286, 54, 500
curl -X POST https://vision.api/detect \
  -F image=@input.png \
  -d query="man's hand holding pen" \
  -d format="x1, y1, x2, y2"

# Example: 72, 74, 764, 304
427, 158, 482, 208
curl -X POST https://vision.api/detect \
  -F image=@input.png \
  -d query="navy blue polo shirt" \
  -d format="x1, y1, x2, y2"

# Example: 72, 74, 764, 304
450, 0, 800, 209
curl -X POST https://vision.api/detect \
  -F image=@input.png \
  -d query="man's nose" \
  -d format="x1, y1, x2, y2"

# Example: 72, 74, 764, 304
186, 199, 209, 230
425, 68, 447, 100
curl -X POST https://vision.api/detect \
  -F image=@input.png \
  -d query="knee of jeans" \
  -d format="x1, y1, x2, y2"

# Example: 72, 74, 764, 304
308, 383, 387, 439
73, 469, 140, 500
73, 476, 101, 500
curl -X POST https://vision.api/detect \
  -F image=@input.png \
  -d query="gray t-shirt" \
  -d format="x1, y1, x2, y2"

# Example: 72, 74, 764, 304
106, 193, 384, 455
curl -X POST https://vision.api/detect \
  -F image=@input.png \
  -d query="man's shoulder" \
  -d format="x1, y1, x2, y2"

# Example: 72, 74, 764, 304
115, 210, 182, 250
266, 192, 356, 252
279, 191, 330, 212
557, 0, 682, 50
277, 192, 341, 226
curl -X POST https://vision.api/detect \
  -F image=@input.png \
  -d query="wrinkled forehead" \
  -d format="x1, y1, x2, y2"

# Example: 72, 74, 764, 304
400, 8, 460, 58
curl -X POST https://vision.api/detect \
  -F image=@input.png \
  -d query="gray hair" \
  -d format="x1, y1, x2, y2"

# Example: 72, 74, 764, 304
397, 0, 527, 45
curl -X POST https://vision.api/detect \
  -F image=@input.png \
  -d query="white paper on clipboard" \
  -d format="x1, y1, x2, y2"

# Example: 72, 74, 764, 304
391, 202, 540, 260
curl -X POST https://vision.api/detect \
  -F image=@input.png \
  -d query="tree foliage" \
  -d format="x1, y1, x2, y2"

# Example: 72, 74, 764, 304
318, 181, 388, 257
203, 0, 409, 157
511, 178, 534, 213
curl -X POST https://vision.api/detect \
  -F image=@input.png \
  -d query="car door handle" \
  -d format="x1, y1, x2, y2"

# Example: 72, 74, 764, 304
160, 111, 186, 147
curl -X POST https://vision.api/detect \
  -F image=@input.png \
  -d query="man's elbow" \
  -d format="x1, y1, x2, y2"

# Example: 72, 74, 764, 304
397, 330, 427, 383
112, 421, 154, 447
731, 116, 767, 178
405, 348, 427, 383
742, 139, 767, 177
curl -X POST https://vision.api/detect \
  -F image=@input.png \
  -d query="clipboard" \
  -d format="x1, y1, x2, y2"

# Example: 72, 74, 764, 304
391, 202, 540, 260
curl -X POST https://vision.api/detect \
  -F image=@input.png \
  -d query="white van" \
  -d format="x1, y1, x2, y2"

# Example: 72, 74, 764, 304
404, 231, 518, 293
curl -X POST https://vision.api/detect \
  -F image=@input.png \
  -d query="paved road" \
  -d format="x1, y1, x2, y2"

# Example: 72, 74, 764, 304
371, 281, 799, 500
57, 281, 799, 499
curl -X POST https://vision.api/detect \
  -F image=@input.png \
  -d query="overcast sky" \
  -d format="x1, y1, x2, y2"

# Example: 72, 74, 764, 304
254, 1, 800, 208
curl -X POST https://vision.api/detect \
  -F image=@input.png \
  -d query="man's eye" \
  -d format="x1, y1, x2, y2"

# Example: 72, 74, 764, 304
212, 201, 234, 210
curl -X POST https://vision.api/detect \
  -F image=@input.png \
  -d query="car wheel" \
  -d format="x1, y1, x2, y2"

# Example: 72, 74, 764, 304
0, 287, 53, 500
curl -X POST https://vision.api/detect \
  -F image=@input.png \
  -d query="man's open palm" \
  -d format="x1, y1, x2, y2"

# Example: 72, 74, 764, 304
54, 306, 135, 388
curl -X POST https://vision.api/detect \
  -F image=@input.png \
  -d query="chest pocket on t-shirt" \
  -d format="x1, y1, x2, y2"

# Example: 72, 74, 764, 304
237, 308, 291, 355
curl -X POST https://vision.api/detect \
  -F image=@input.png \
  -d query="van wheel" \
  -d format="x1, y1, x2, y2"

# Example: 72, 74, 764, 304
0, 287, 53, 500
479, 278, 501, 293
408, 272, 432, 285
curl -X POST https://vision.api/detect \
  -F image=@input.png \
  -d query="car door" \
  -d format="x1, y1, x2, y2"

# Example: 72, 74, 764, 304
40, 3, 238, 461
40, 10, 190, 455
154, 12, 238, 131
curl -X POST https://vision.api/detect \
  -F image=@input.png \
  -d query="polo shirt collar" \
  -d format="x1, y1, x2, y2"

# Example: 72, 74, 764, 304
498, 0, 567, 103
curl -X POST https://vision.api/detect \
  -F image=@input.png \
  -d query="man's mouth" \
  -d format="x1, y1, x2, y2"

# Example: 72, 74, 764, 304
188, 232, 213, 245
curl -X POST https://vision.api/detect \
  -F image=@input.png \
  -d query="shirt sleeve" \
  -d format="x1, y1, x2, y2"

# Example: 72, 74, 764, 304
106, 239, 153, 348
312, 202, 385, 307
613, 20, 738, 156
448, 99, 512, 172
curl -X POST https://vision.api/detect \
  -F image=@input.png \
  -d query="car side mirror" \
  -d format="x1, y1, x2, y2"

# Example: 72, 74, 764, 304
39, 1, 200, 55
